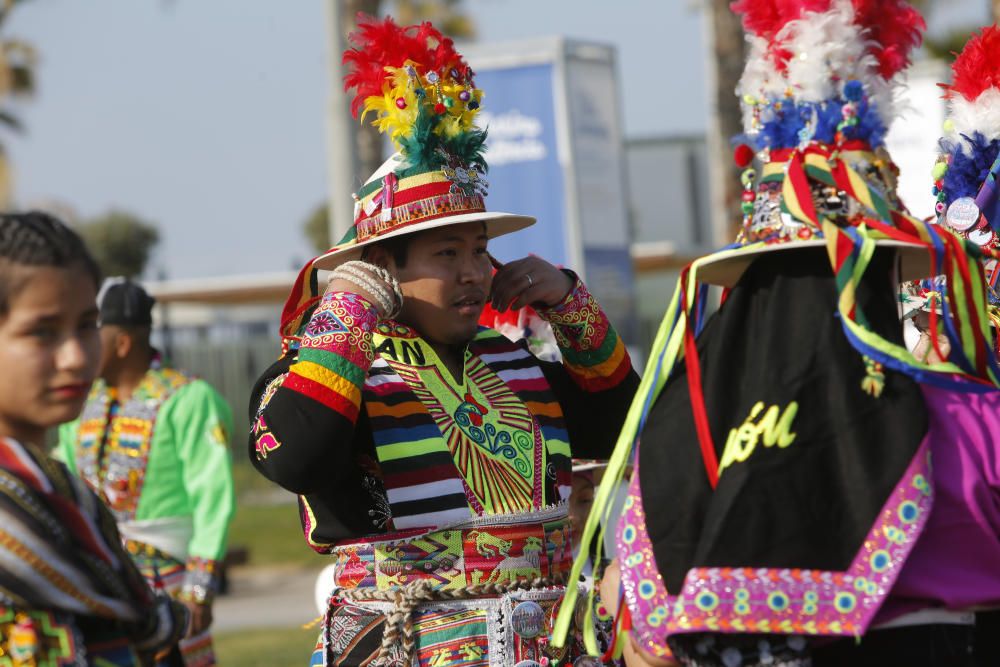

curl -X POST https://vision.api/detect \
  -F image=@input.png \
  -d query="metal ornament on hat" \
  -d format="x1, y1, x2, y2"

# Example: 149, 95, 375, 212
938, 157, 1000, 252
438, 147, 489, 198
734, 83, 906, 248
727, 0, 923, 251
716, 1, 1000, 394
929, 25, 1000, 309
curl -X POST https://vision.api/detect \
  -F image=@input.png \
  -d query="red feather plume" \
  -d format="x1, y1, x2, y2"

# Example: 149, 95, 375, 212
850, 0, 925, 79
730, 0, 829, 41
342, 14, 471, 119
730, 0, 923, 79
946, 25, 1000, 102
730, 0, 830, 71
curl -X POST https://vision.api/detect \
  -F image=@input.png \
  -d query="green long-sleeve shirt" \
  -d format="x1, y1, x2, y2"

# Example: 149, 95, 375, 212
56, 367, 236, 567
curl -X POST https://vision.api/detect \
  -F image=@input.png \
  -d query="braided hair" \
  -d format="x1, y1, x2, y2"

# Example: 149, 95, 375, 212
0, 211, 101, 316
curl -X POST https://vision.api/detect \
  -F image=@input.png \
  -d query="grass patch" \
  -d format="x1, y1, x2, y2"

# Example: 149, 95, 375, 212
227, 500, 325, 567
214, 626, 318, 667
233, 461, 286, 498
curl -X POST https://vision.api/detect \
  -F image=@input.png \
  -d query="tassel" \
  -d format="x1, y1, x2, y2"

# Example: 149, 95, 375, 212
861, 355, 885, 397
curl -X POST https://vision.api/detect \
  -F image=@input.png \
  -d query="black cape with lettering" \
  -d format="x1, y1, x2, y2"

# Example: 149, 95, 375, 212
639, 248, 927, 592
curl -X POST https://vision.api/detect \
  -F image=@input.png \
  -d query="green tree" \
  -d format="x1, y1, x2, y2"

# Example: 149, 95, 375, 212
303, 201, 331, 254
913, 0, 1000, 62
0, 0, 38, 208
77, 210, 160, 278
393, 0, 475, 40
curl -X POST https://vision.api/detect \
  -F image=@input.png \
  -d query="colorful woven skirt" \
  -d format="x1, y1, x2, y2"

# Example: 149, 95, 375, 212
312, 505, 606, 667
126, 540, 215, 667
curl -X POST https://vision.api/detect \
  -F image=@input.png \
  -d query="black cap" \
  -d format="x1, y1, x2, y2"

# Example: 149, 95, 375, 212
99, 279, 155, 326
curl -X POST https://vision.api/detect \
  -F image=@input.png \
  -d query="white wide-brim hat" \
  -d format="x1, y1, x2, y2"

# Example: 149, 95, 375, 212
313, 153, 535, 271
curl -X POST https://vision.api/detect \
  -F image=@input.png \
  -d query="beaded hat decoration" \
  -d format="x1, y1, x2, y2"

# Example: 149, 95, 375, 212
932, 26, 1000, 304
901, 26, 1000, 345
311, 15, 534, 272
679, 0, 1000, 390
697, 0, 931, 287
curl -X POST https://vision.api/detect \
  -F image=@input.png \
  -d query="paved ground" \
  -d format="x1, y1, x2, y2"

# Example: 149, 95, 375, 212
214, 564, 326, 633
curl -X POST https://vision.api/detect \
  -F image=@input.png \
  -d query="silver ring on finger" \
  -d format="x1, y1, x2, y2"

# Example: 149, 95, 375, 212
525, 273, 533, 287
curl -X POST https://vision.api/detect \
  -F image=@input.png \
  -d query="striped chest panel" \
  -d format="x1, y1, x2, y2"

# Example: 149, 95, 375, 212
364, 326, 571, 530
74, 367, 190, 522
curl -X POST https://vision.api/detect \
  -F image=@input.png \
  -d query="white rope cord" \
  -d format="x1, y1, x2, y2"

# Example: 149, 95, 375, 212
329, 260, 404, 319
338, 573, 568, 666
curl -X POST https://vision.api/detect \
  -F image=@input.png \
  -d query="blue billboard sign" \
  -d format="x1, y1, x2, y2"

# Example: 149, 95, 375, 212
473, 63, 568, 267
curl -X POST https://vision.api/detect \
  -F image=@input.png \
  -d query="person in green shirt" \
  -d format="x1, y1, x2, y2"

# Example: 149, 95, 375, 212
56, 279, 236, 667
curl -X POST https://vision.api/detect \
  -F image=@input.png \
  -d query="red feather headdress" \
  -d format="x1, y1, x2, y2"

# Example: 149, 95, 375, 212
342, 15, 471, 119
945, 25, 1000, 102
731, 0, 923, 78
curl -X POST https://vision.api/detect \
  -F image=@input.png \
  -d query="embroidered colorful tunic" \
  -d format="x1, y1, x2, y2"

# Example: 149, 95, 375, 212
249, 277, 637, 666
606, 250, 933, 664
0, 437, 186, 666
56, 362, 236, 667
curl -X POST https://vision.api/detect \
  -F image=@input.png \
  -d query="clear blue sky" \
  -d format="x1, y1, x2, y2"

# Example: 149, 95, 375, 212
4, 0, 988, 279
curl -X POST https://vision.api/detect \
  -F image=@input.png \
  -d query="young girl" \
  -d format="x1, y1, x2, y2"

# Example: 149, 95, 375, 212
0, 212, 186, 666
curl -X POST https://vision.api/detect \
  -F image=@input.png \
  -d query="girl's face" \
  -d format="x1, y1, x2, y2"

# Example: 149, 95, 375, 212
0, 265, 100, 444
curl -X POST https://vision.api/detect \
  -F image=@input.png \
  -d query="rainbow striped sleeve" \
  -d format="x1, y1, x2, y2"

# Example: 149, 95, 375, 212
282, 291, 379, 421
538, 276, 633, 392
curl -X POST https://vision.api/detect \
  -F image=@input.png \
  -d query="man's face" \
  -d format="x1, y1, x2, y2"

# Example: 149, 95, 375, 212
388, 222, 492, 346
98, 325, 119, 378
568, 474, 596, 540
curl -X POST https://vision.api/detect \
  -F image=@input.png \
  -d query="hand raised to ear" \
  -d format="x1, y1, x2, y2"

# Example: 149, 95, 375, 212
489, 255, 572, 312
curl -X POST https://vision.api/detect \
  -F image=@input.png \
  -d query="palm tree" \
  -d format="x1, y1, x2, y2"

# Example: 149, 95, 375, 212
0, 0, 37, 208
393, 0, 475, 40
705, 0, 747, 245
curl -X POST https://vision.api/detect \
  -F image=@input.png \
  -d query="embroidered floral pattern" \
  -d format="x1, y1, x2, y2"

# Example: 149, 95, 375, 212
537, 276, 632, 392
284, 291, 380, 419
0, 608, 79, 667
299, 291, 378, 366
617, 443, 933, 656
539, 277, 610, 354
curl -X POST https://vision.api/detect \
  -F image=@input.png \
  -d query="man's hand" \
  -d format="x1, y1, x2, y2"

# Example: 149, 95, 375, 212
182, 600, 213, 638
489, 255, 573, 312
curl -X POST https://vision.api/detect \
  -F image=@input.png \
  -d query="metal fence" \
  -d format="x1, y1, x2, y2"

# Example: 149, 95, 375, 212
170, 338, 280, 454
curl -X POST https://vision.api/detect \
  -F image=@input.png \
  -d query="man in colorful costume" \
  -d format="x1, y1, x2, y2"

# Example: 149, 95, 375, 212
554, 1, 1000, 665
248, 16, 637, 667
57, 280, 236, 667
